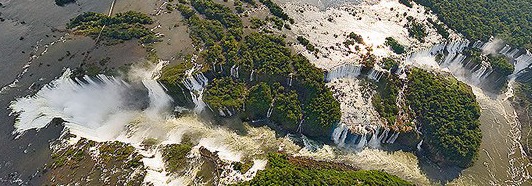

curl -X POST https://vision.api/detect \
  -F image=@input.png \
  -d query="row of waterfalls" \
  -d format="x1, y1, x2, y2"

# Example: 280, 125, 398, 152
325, 39, 532, 150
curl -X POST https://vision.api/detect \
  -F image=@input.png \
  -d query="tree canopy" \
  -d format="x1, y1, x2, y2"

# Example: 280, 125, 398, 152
406, 68, 482, 167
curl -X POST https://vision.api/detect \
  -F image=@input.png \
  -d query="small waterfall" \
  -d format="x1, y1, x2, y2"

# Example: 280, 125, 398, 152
183, 66, 208, 113
378, 128, 390, 143
296, 119, 304, 133
288, 73, 293, 87
266, 99, 275, 118
325, 63, 362, 82
230, 65, 239, 78
368, 68, 385, 82
356, 134, 367, 149
387, 132, 400, 144
332, 125, 344, 144
250, 69, 255, 82
367, 129, 380, 148
417, 140, 423, 151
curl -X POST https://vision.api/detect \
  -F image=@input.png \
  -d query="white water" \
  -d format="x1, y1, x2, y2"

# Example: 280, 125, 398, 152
182, 64, 208, 114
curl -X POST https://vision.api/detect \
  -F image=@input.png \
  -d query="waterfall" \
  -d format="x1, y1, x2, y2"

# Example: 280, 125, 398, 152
378, 128, 389, 143
325, 63, 362, 82
230, 65, 239, 78
266, 99, 275, 118
387, 132, 399, 144
250, 69, 255, 82
296, 119, 304, 133
367, 129, 380, 148
406, 40, 532, 88
356, 134, 367, 149
182, 66, 208, 113
288, 73, 293, 87
332, 124, 346, 144
367, 68, 384, 82
417, 140, 423, 151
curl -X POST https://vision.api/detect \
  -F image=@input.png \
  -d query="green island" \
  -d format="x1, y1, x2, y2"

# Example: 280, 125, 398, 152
413, 0, 532, 50
384, 37, 405, 54
161, 0, 341, 138
234, 153, 413, 185
405, 68, 482, 167
67, 11, 159, 44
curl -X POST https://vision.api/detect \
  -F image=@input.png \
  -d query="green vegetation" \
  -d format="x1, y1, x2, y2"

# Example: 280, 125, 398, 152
381, 57, 399, 71
259, 0, 290, 21
204, 77, 248, 114
162, 143, 193, 173
399, 0, 413, 8
405, 68, 481, 167
47, 139, 146, 185
384, 37, 406, 54
462, 48, 514, 77
271, 89, 303, 131
406, 18, 427, 42
427, 18, 450, 39
67, 11, 158, 44
488, 55, 514, 76
191, 0, 243, 29
245, 82, 273, 119
234, 153, 413, 185
372, 76, 400, 125
297, 36, 316, 52
348, 32, 364, 44
160, 59, 193, 85
166, 0, 341, 137
462, 48, 483, 66
55, 0, 75, 6
414, 0, 532, 50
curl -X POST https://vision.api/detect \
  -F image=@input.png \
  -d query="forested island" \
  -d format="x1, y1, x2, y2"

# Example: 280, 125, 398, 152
406, 68, 482, 167
162, 0, 341, 138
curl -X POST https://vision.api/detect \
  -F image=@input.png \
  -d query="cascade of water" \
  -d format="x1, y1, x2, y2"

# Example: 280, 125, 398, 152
378, 128, 389, 142
288, 73, 293, 87
339, 127, 349, 147
325, 63, 362, 82
513, 52, 532, 76
417, 140, 423, 151
250, 69, 255, 82
367, 130, 380, 148
368, 68, 384, 81
182, 66, 208, 114
332, 124, 345, 144
296, 119, 304, 133
230, 65, 237, 78
356, 134, 367, 149
388, 132, 400, 144
499, 45, 512, 55
385, 131, 396, 143
266, 100, 274, 118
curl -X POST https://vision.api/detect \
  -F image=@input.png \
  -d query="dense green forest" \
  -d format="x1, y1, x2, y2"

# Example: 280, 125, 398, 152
235, 153, 413, 185
372, 75, 400, 126
162, 0, 341, 138
414, 0, 532, 50
406, 68, 482, 167
67, 11, 158, 44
